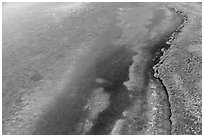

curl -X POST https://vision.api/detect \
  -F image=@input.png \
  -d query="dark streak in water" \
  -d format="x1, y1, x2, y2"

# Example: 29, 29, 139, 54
88, 46, 135, 134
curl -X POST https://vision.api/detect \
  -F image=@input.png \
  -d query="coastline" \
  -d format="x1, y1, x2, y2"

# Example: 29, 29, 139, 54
153, 2, 202, 135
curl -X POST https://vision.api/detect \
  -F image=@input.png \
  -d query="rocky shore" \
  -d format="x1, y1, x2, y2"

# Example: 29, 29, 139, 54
153, 2, 202, 135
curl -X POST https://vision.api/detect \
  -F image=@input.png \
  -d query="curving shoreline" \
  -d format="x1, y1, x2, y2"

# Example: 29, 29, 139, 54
153, 3, 202, 135
2, 3, 201, 135
115, 5, 185, 135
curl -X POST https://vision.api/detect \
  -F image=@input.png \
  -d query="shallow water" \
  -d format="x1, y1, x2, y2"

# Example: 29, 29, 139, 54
3, 3, 183, 135
34, 4, 183, 135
